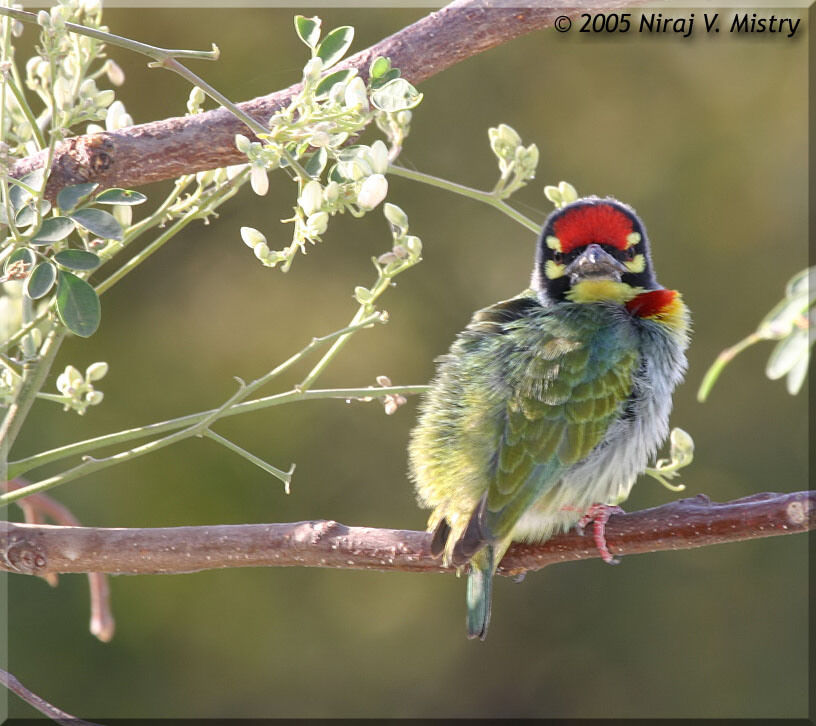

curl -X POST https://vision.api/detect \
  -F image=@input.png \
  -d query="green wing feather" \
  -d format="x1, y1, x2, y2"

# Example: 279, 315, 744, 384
473, 297, 639, 545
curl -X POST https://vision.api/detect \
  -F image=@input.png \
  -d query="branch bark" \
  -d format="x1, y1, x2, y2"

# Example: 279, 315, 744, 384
10, 0, 646, 198
1, 491, 811, 578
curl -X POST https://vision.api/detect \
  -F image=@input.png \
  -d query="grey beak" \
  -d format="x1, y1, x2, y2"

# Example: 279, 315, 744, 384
565, 244, 628, 283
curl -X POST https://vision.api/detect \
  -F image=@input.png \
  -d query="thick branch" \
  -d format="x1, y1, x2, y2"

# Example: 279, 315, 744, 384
1, 491, 811, 578
10, 0, 645, 197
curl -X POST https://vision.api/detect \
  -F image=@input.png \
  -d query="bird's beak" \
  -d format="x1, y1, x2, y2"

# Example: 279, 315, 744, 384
565, 244, 628, 283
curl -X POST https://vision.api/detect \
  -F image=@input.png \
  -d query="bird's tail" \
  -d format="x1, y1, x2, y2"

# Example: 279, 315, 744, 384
466, 546, 494, 641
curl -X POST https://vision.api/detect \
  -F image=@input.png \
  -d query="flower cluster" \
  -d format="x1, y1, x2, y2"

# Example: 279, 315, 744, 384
488, 123, 539, 200
53, 361, 108, 414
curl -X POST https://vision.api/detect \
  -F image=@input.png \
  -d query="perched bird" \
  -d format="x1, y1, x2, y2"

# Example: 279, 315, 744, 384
408, 196, 690, 640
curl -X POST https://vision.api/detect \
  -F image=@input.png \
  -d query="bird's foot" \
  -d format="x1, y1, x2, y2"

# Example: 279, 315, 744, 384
575, 503, 624, 565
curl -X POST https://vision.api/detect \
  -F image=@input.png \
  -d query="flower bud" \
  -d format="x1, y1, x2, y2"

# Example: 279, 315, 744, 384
253, 242, 270, 261
240, 226, 267, 249
306, 211, 329, 236
370, 140, 389, 174
105, 60, 125, 86
383, 203, 408, 235
85, 390, 104, 406
234, 134, 251, 154
344, 77, 369, 111
357, 174, 388, 210
303, 57, 323, 82
250, 164, 269, 196
86, 361, 109, 381
298, 180, 323, 216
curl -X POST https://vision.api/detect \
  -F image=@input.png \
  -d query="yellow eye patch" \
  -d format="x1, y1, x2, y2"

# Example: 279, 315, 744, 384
545, 236, 562, 252
625, 232, 641, 248
545, 260, 566, 279
624, 253, 645, 274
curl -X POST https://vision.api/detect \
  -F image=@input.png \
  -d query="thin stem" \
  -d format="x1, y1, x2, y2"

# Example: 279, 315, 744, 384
2, 314, 389, 506
204, 430, 295, 492
697, 331, 766, 402
388, 163, 540, 234
0, 667, 102, 726
8, 385, 428, 480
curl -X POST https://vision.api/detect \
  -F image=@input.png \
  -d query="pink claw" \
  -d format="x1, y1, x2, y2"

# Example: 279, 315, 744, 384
576, 503, 624, 565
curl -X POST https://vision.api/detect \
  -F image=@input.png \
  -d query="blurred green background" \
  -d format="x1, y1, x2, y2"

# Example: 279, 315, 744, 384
7, 5, 808, 719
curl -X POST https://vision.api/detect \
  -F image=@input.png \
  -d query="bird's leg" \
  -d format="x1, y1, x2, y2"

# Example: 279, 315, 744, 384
575, 503, 624, 565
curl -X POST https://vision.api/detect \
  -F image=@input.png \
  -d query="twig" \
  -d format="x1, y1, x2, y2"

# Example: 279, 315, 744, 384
1, 491, 811, 578
3, 479, 115, 642
8, 0, 650, 198
0, 667, 102, 726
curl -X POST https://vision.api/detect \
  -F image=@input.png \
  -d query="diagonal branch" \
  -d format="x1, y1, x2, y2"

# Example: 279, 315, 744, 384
1, 491, 811, 578
0, 667, 102, 726
10, 0, 648, 198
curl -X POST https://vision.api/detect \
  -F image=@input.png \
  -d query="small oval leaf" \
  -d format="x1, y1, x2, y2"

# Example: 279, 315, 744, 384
31, 216, 76, 245
57, 182, 99, 212
370, 56, 390, 79
4, 247, 36, 274
56, 270, 101, 337
69, 208, 123, 240
94, 188, 147, 206
294, 15, 321, 48
371, 78, 423, 112
315, 69, 354, 98
25, 261, 57, 299
54, 249, 101, 271
9, 169, 44, 212
316, 26, 354, 70
303, 148, 328, 178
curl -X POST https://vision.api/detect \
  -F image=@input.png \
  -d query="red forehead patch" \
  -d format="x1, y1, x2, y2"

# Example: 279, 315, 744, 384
552, 203, 634, 253
625, 289, 677, 318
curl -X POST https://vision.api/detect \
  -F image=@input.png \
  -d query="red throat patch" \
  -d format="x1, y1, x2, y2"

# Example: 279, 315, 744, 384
625, 289, 678, 318
552, 204, 634, 253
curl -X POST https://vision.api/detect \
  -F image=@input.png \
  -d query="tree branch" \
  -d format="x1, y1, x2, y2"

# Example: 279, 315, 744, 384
0, 667, 102, 726
1, 491, 811, 578
10, 0, 647, 197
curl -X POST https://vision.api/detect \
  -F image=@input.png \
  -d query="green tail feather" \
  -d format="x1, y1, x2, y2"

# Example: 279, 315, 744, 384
466, 546, 494, 641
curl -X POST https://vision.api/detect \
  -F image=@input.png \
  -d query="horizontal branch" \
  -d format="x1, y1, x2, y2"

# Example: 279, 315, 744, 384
10, 0, 646, 197
1, 491, 811, 578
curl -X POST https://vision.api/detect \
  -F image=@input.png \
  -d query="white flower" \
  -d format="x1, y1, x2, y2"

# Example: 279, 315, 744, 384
344, 77, 369, 112
298, 180, 323, 216
370, 140, 389, 174
357, 174, 388, 210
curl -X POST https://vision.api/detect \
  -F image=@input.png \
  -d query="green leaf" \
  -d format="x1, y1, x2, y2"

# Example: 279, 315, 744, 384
370, 56, 391, 79
316, 26, 354, 70
31, 216, 76, 245
94, 188, 148, 206
303, 148, 328, 178
57, 182, 99, 212
8, 170, 44, 212
4, 247, 36, 274
15, 201, 50, 228
369, 68, 400, 90
25, 261, 57, 299
55, 270, 101, 337
54, 249, 101, 271
370, 78, 423, 112
315, 69, 354, 98
294, 15, 321, 48
69, 208, 123, 240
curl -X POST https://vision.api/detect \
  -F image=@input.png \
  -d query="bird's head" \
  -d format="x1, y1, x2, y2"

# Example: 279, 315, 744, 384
533, 197, 659, 306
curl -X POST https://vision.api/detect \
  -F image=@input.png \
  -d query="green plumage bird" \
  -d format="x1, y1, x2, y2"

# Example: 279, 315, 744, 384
408, 196, 690, 640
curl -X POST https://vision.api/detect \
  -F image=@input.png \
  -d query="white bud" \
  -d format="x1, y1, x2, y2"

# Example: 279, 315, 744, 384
11, 19, 23, 37
95, 89, 115, 108
298, 180, 323, 217
558, 181, 578, 204
404, 235, 422, 258
226, 163, 247, 180
113, 203, 132, 228
370, 140, 389, 174
357, 174, 388, 210
65, 365, 82, 386
79, 78, 97, 97
37, 10, 50, 27
86, 123, 104, 134
85, 390, 104, 406
86, 361, 109, 382
323, 181, 340, 203
344, 77, 369, 112
105, 59, 125, 86
240, 226, 267, 249
306, 211, 329, 236
234, 134, 251, 154
303, 57, 323, 81
250, 165, 269, 196
105, 100, 125, 130
383, 203, 408, 234
253, 242, 270, 261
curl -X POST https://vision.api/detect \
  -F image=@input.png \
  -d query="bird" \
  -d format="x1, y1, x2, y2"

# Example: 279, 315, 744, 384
408, 195, 690, 640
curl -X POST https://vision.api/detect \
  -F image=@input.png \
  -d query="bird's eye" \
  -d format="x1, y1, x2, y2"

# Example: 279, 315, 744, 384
553, 251, 563, 264
623, 247, 636, 261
